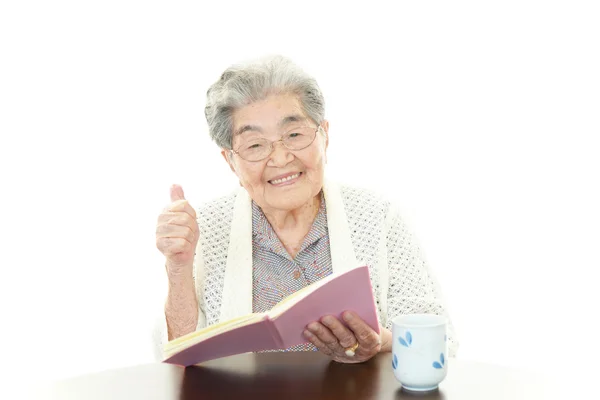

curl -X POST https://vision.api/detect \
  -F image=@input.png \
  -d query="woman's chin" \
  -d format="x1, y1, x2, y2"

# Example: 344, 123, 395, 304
264, 185, 315, 211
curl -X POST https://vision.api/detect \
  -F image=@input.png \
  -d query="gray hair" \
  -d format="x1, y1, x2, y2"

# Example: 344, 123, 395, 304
204, 55, 326, 149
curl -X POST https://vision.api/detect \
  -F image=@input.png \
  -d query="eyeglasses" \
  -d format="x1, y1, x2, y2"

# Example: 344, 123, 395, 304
232, 125, 321, 162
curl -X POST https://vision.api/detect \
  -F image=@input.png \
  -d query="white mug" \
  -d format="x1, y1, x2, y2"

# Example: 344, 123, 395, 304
391, 313, 448, 392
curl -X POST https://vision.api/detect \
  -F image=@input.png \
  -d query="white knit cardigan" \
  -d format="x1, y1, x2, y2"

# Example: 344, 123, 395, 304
154, 180, 458, 360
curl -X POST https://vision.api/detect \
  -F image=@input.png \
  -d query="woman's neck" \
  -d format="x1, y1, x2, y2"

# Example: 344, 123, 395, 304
262, 194, 321, 258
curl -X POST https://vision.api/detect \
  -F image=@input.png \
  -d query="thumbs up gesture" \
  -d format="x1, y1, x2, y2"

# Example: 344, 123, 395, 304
156, 184, 199, 275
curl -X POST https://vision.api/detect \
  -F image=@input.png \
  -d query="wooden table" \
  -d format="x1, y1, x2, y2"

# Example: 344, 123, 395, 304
33, 352, 561, 399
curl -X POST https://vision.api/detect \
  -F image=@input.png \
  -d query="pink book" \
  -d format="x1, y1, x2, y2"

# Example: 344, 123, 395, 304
162, 265, 379, 366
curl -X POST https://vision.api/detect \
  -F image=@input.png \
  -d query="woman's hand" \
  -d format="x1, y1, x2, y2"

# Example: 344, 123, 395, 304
303, 311, 392, 364
156, 184, 199, 276
157, 184, 200, 340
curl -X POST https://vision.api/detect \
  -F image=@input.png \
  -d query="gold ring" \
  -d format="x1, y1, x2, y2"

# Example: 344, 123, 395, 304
344, 342, 359, 357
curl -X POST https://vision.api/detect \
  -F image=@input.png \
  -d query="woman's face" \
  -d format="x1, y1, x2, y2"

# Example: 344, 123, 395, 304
223, 93, 329, 213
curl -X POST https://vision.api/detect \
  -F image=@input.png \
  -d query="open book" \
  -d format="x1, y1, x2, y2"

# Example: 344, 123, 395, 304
162, 265, 379, 366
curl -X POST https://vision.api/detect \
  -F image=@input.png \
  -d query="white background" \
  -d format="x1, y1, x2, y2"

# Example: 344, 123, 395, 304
1, 0, 599, 392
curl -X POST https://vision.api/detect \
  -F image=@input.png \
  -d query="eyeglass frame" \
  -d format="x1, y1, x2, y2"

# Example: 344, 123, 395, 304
230, 125, 323, 162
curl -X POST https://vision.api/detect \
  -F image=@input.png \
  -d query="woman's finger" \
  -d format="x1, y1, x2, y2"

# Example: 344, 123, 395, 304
303, 330, 333, 356
156, 223, 196, 244
306, 322, 345, 353
320, 315, 357, 349
343, 311, 381, 352
168, 199, 197, 220
156, 237, 195, 256
157, 212, 198, 230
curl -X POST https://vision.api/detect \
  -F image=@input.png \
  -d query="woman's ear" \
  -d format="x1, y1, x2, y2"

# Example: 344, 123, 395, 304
221, 149, 237, 175
221, 150, 244, 187
319, 121, 330, 164
321, 120, 330, 150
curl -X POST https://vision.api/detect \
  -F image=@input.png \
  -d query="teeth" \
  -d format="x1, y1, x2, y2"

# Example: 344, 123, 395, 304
271, 173, 300, 184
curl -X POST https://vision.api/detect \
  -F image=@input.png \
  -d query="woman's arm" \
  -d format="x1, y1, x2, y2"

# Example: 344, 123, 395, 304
155, 184, 202, 346
165, 265, 198, 341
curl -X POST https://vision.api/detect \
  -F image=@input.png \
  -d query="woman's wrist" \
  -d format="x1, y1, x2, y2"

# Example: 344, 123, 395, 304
166, 260, 194, 282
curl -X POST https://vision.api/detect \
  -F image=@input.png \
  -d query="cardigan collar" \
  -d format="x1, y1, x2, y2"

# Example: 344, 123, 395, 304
218, 179, 359, 322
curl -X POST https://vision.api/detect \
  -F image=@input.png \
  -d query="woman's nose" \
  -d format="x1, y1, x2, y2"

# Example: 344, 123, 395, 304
269, 141, 294, 166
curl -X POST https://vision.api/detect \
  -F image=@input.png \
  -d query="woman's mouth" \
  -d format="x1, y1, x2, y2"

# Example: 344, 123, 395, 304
268, 172, 302, 186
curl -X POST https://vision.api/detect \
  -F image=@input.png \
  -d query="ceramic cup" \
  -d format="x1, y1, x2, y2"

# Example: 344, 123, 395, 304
391, 313, 448, 392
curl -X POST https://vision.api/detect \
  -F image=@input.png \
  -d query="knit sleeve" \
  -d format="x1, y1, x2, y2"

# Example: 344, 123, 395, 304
384, 206, 459, 357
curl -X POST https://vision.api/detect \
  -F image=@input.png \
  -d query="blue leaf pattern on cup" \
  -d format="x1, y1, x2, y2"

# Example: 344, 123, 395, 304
398, 331, 412, 347
432, 353, 445, 369
392, 354, 398, 370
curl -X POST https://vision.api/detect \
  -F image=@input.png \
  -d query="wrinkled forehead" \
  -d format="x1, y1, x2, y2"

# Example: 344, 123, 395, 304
234, 114, 311, 138
231, 94, 311, 138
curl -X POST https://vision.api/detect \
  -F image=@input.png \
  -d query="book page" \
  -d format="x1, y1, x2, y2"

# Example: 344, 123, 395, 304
164, 312, 266, 353
267, 272, 339, 319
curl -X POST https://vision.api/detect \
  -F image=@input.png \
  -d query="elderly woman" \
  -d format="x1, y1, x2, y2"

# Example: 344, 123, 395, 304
155, 55, 458, 363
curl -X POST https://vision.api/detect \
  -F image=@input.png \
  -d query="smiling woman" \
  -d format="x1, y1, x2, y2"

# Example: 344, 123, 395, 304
154, 55, 458, 364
